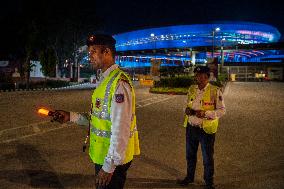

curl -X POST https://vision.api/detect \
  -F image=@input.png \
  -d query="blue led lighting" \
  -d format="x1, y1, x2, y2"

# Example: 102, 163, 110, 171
80, 22, 283, 68
114, 22, 281, 51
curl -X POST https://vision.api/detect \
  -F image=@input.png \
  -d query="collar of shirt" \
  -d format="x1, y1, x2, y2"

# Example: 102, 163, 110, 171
97, 64, 119, 83
196, 83, 209, 92
102, 64, 119, 78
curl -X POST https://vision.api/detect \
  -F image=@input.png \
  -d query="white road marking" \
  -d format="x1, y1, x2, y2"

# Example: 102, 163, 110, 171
136, 96, 176, 109
0, 121, 50, 135
136, 96, 161, 103
223, 82, 231, 96
0, 124, 69, 144
1, 95, 177, 143
32, 125, 41, 133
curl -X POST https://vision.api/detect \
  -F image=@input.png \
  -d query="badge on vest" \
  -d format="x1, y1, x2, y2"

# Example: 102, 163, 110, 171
95, 98, 101, 108
115, 94, 124, 103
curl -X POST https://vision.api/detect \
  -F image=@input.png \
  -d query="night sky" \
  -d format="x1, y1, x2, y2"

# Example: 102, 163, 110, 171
95, 0, 284, 38
0, 0, 284, 55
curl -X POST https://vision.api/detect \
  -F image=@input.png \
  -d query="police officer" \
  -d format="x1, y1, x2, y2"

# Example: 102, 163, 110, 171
55, 34, 140, 189
177, 66, 226, 189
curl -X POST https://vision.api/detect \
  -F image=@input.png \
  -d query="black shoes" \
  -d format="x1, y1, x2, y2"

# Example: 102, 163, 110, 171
177, 177, 215, 189
176, 177, 194, 186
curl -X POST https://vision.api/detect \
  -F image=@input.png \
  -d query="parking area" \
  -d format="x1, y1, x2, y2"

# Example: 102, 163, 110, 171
0, 82, 283, 189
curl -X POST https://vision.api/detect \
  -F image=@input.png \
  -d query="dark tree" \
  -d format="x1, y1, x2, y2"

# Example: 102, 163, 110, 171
1, 0, 102, 85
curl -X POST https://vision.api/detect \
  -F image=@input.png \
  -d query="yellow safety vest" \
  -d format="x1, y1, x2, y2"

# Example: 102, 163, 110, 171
184, 84, 219, 134
89, 68, 140, 165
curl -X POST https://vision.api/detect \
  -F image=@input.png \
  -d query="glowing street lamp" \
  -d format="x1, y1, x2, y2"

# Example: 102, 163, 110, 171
182, 40, 189, 65
212, 27, 221, 58
220, 38, 226, 73
150, 33, 156, 50
150, 33, 157, 58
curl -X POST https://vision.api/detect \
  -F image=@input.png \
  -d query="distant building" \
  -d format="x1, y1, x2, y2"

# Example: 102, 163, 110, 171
0, 60, 44, 80
112, 21, 284, 81
114, 21, 281, 52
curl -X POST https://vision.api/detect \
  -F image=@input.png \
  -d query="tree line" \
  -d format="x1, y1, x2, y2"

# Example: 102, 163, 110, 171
0, 0, 102, 87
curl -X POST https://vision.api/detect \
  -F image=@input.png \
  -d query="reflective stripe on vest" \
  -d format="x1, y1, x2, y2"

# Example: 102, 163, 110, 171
91, 71, 120, 121
91, 125, 138, 138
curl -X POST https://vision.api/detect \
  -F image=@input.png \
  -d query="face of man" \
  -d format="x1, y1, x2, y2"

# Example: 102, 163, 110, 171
88, 45, 105, 70
195, 72, 209, 87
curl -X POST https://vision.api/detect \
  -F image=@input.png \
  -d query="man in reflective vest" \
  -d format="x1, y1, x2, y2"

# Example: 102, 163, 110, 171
54, 34, 140, 189
177, 66, 226, 189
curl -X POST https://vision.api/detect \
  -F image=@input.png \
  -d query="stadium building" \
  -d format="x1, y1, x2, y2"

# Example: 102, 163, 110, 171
112, 21, 284, 81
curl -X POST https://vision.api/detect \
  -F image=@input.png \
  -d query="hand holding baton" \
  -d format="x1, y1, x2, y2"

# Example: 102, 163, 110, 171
38, 108, 70, 123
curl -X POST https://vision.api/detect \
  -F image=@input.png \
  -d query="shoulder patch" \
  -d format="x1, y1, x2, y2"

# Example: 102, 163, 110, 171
115, 94, 124, 103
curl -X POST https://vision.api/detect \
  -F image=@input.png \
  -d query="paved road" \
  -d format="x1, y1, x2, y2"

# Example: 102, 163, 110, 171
0, 82, 283, 189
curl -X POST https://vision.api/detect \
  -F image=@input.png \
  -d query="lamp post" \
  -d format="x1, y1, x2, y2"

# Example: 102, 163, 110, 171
220, 38, 225, 74
150, 33, 156, 50
150, 33, 157, 65
212, 27, 220, 59
150, 33, 161, 80
183, 40, 191, 67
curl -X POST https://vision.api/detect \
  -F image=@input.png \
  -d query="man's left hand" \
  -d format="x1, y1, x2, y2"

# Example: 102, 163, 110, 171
96, 169, 113, 187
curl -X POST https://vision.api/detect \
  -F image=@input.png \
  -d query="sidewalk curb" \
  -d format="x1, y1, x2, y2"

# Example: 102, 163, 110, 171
0, 82, 96, 93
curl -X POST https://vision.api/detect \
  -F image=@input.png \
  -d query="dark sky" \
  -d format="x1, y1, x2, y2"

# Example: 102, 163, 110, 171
95, 0, 284, 40
1, 0, 284, 41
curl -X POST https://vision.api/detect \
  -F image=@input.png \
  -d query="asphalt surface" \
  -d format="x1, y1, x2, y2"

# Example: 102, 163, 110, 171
0, 82, 283, 189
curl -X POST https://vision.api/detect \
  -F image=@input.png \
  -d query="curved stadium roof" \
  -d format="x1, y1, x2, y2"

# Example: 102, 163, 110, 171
114, 21, 281, 52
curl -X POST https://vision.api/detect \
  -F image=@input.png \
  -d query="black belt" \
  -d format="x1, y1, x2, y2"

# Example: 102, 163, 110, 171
187, 123, 202, 129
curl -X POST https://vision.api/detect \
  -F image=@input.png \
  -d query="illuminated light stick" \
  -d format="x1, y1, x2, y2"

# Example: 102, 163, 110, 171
37, 108, 64, 123
38, 108, 55, 117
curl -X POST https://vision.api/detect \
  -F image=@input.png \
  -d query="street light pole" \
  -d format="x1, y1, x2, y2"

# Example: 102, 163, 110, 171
212, 30, 215, 58
150, 33, 155, 76
182, 40, 187, 66
150, 33, 157, 67
150, 33, 161, 80
220, 38, 225, 74
150, 33, 156, 50
212, 27, 220, 59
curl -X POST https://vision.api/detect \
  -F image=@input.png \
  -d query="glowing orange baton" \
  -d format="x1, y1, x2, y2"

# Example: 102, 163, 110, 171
38, 108, 55, 116
37, 108, 65, 123
38, 108, 49, 116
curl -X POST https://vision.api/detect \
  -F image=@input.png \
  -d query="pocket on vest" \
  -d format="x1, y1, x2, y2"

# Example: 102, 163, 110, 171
202, 119, 218, 134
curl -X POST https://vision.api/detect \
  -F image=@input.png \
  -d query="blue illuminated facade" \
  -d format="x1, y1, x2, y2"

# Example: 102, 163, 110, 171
112, 22, 282, 68
114, 22, 281, 51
